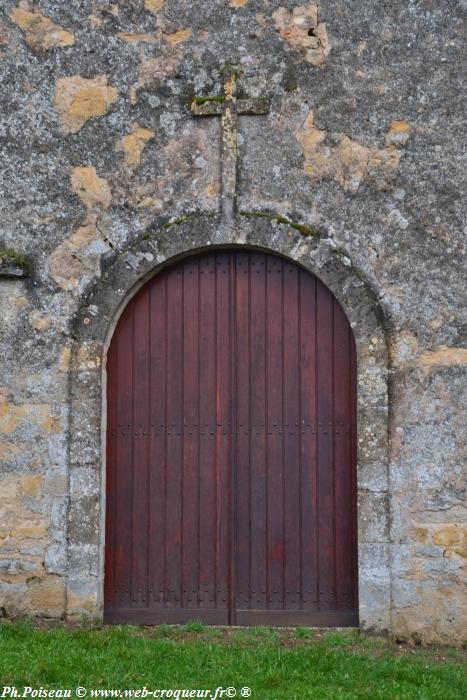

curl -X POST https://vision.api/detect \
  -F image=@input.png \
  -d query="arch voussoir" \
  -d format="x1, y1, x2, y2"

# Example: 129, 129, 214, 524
67, 214, 390, 633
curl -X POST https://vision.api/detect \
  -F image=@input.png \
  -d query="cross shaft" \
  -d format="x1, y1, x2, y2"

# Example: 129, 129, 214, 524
191, 68, 270, 224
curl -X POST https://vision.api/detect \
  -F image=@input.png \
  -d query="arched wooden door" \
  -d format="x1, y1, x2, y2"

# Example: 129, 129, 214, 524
104, 250, 358, 626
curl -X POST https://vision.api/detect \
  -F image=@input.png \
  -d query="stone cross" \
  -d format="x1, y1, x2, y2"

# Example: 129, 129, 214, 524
191, 67, 270, 224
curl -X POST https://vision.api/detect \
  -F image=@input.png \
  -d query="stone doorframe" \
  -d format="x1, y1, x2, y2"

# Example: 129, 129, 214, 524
66, 214, 390, 633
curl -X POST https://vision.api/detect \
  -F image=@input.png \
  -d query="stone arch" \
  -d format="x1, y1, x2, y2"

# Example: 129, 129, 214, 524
66, 214, 390, 633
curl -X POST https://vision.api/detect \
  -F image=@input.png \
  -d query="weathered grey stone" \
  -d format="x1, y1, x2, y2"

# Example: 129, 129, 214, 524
66, 577, 100, 619
49, 498, 68, 544
69, 496, 100, 546
358, 462, 389, 493
70, 466, 100, 499
0, 559, 37, 575
358, 543, 391, 633
45, 543, 67, 575
67, 544, 99, 578
358, 492, 389, 543
357, 409, 388, 463
0, 0, 465, 644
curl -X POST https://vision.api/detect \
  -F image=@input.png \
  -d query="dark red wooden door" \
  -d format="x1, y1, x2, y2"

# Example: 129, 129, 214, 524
104, 250, 358, 626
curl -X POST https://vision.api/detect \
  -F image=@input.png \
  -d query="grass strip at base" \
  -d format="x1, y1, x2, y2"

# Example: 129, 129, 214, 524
0, 622, 465, 700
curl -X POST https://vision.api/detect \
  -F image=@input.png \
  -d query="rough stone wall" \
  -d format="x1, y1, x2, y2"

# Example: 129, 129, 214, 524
0, 0, 465, 644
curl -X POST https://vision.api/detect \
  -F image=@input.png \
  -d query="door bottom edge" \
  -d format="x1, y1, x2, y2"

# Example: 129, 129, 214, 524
104, 609, 358, 627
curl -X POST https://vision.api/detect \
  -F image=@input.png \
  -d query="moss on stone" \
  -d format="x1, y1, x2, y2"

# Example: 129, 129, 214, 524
0, 248, 30, 274
115, 216, 192, 261
162, 215, 190, 229
220, 63, 240, 79
239, 210, 319, 238
192, 96, 225, 105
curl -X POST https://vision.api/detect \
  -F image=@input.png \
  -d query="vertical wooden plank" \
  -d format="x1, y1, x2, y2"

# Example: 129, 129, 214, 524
316, 282, 335, 611
104, 329, 118, 609
283, 261, 301, 611
350, 332, 359, 611
148, 275, 167, 610
114, 301, 134, 609
198, 253, 217, 609
299, 270, 318, 611
164, 266, 184, 608
234, 250, 251, 610
332, 299, 353, 610
131, 286, 151, 607
215, 252, 231, 612
181, 257, 200, 610
229, 251, 237, 624
265, 254, 284, 610
248, 252, 267, 610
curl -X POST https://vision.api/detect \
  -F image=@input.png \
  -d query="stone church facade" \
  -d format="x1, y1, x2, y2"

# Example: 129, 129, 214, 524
0, 0, 465, 643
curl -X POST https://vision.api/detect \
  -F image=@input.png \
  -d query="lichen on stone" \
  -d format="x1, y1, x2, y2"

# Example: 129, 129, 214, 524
53, 75, 119, 134
419, 346, 467, 368
272, 3, 330, 67
28, 310, 50, 332
117, 125, 154, 168
48, 215, 109, 291
10, 3, 75, 52
116, 32, 159, 44
137, 52, 181, 91
166, 28, 192, 47
385, 120, 412, 147
71, 166, 112, 211
144, 0, 165, 13
295, 111, 405, 193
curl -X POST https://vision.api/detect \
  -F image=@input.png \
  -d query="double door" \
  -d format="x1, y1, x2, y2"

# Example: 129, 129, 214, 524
104, 249, 358, 626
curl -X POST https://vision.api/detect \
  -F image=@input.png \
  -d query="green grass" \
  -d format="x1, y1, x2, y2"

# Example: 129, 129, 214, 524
0, 621, 465, 700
